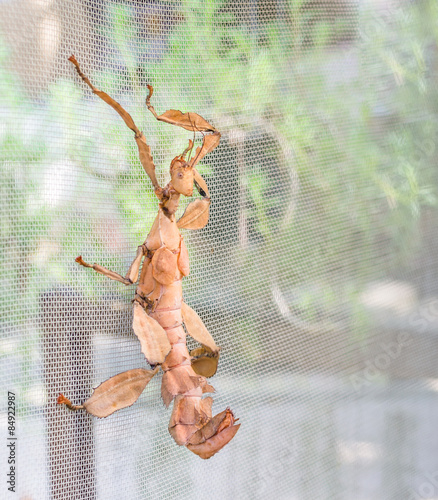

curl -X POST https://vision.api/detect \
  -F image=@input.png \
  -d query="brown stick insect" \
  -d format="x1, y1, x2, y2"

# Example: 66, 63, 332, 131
57, 56, 240, 459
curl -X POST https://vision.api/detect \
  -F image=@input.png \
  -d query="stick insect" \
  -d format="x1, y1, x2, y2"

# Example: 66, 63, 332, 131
57, 56, 240, 459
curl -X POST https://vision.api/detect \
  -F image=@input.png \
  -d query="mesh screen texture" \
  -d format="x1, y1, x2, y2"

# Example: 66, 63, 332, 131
1, 0, 438, 499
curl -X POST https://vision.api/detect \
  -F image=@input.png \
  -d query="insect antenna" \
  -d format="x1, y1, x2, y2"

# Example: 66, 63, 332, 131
186, 112, 197, 163
187, 112, 206, 167
187, 130, 196, 163
181, 140, 193, 160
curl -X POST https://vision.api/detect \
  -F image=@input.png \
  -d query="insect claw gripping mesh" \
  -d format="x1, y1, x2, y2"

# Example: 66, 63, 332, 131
1, 0, 438, 499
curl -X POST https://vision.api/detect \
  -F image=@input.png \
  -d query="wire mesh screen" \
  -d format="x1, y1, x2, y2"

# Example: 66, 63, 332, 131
1, 0, 438, 498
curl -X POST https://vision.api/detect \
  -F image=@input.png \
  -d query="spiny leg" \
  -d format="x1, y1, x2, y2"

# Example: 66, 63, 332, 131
76, 245, 145, 285
68, 55, 160, 191
145, 85, 218, 135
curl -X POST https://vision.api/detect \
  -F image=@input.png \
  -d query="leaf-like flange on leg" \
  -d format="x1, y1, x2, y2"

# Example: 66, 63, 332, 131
181, 302, 219, 352
193, 168, 210, 198
177, 198, 210, 230
151, 246, 178, 285
81, 367, 159, 418
125, 246, 145, 283
147, 106, 218, 134
132, 303, 171, 365
176, 143, 215, 230
189, 132, 221, 171
190, 347, 219, 378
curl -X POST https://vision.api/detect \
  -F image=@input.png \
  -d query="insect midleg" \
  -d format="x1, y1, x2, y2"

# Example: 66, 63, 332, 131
75, 245, 145, 285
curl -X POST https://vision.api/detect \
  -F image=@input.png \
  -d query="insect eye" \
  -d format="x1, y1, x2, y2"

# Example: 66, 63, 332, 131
177, 172, 184, 179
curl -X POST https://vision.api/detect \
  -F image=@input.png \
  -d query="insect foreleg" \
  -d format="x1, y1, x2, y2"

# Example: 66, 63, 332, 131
145, 85, 218, 134
75, 245, 145, 285
68, 55, 160, 191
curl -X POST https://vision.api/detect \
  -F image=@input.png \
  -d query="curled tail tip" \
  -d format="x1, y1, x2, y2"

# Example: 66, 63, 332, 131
187, 422, 241, 460
186, 407, 240, 459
